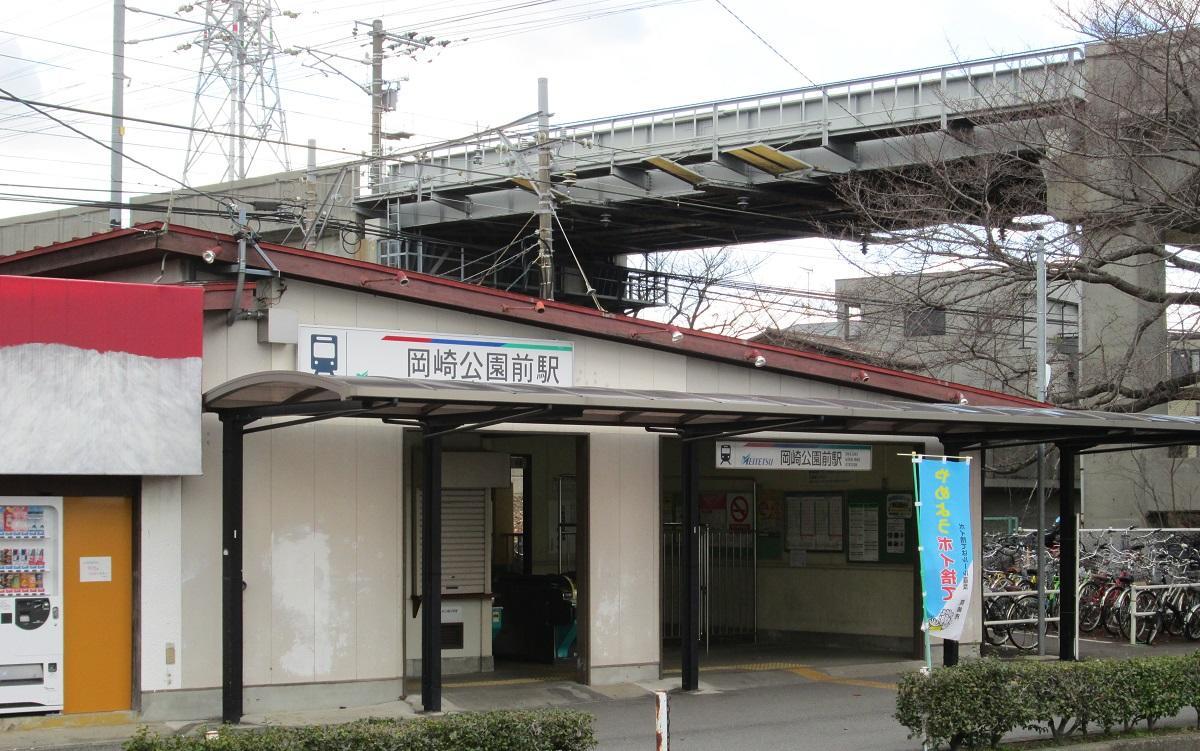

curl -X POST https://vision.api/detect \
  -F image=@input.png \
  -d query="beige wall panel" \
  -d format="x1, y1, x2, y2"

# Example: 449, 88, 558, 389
180, 415, 223, 689
284, 280, 318, 324
269, 424, 317, 683
776, 375, 843, 399
756, 565, 912, 637
313, 286, 359, 328
355, 293, 403, 330
226, 319, 273, 381
313, 421, 360, 681
354, 421, 403, 680
616, 435, 660, 663
200, 315, 230, 391
614, 344, 659, 389
395, 302, 442, 332
648, 350, 688, 390
587, 432, 659, 669
713, 362, 752, 394
242, 424, 275, 685
684, 358, 722, 392
748, 369, 784, 396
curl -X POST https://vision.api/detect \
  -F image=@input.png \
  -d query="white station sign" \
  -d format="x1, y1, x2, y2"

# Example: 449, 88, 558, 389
715, 441, 872, 471
297, 325, 574, 386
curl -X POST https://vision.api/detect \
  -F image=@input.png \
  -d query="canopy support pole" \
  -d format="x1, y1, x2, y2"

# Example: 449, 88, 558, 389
221, 413, 247, 724
421, 430, 443, 711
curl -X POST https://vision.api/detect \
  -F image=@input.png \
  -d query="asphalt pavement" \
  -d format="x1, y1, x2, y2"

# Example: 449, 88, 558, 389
5, 640, 1200, 751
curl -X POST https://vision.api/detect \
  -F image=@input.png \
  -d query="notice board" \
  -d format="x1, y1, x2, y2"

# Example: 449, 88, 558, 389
844, 490, 915, 564
784, 493, 844, 552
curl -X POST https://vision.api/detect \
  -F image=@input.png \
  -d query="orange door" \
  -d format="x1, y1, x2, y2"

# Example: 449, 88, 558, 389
62, 497, 133, 713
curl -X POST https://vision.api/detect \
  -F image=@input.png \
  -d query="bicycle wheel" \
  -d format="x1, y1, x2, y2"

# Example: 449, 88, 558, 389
1165, 594, 1187, 638
1078, 581, 1103, 633
1107, 589, 1131, 638
984, 596, 1010, 646
1007, 595, 1040, 651
1184, 603, 1200, 641
1132, 591, 1161, 645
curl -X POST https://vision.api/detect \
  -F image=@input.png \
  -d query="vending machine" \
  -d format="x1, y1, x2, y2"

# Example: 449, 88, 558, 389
0, 498, 62, 714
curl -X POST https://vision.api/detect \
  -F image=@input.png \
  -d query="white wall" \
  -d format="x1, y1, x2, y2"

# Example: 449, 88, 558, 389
141, 477, 183, 691
586, 431, 660, 684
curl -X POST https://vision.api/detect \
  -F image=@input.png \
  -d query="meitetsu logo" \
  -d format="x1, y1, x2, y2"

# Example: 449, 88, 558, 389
740, 454, 774, 466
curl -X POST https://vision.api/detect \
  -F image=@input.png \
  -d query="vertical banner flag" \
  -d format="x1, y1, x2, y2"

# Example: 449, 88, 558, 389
915, 457, 974, 641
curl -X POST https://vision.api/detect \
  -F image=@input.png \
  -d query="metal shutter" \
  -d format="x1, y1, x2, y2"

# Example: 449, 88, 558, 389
415, 488, 488, 595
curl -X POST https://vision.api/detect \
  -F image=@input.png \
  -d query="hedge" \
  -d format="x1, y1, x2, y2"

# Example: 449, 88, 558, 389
124, 710, 596, 751
895, 654, 1200, 749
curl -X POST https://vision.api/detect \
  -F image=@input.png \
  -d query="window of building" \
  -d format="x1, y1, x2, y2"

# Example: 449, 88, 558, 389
904, 306, 946, 337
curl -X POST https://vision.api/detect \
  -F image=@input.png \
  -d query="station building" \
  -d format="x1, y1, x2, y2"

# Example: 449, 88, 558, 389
1, 223, 1186, 720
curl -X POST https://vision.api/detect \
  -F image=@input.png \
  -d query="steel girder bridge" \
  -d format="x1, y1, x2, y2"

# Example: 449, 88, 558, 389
355, 46, 1085, 310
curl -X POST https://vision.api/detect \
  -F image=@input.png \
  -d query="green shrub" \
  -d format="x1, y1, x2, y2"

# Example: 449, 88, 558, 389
895, 654, 1200, 749
124, 710, 596, 751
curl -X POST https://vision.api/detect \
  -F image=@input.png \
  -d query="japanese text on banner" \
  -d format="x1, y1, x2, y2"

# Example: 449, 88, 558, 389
915, 457, 974, 641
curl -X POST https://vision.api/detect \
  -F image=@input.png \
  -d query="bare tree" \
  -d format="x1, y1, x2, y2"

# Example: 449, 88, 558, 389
636, 246, 790, 338
828, 0, 1200, 414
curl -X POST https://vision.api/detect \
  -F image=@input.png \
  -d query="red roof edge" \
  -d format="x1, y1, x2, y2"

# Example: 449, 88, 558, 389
1, 221, 1046, 408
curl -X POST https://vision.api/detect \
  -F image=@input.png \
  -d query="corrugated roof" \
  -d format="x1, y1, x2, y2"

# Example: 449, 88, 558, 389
205, 371, 1200, 449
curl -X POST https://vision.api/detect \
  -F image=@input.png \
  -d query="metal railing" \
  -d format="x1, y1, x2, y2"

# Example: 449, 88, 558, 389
374, 45, 1085, 196
662, 525, 756, 646
1126, 581, 1200, 645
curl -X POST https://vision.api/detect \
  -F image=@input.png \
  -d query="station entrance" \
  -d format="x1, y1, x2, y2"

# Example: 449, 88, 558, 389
403, 431, 586, 685
483, 433, 583, 680
660, 436, 926, 661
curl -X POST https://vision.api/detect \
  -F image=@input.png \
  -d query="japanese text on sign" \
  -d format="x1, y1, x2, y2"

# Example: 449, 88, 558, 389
716, 442, 872, 472
298, 325, 574, 386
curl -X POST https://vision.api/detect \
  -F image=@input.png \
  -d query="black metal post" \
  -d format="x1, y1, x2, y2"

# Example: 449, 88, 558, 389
421, 432, 443, 711
943, 640, 959, 667
942, 443, 960, 667
680, 438, 700, 691
1057, 443, 1078, 661
220, 414, 245, 724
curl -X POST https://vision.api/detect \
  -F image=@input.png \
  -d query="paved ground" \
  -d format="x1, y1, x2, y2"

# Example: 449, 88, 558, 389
3, 640, 1199, 751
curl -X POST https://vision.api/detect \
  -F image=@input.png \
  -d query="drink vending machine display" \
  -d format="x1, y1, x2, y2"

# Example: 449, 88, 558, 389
0, 498, 62, 714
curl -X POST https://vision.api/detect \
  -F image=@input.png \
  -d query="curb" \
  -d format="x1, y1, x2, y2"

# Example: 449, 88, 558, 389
1021, 732, 1200, 750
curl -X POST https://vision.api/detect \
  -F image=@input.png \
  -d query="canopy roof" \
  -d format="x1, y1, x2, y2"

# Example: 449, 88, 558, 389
205, 371, 1200, 450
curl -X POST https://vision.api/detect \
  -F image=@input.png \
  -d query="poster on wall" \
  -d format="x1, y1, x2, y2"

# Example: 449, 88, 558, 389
297, 324, 574, 386
785, 493, 843, 551
727, 492, 753, 531
847, 502, 881, 562
699, 494, 727, 529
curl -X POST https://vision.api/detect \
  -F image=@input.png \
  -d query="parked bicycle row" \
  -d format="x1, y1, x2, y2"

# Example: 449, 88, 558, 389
982, 528, 1200, 651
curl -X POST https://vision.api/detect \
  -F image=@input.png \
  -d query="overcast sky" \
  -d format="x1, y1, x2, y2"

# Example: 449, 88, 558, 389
0, 0, 1078, 312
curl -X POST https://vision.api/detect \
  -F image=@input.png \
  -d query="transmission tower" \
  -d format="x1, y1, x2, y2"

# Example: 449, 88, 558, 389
182, 0, 291, 183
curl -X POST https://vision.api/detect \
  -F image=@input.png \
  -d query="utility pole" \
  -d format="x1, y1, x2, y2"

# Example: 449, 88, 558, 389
1036, 235, 1049, 655
303, 138, 318, 250
369, 19, 383, 189
536, 77, 554, 300
110, 0, 125, 229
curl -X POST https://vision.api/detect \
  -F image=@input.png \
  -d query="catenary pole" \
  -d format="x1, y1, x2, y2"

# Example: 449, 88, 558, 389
536, 78, 554, 299
109, 0, 125, 229
369, 19, 383, 189
1036, 235, 1048, 655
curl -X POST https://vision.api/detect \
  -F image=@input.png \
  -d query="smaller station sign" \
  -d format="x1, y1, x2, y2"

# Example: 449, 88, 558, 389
714, 441, 872, 472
